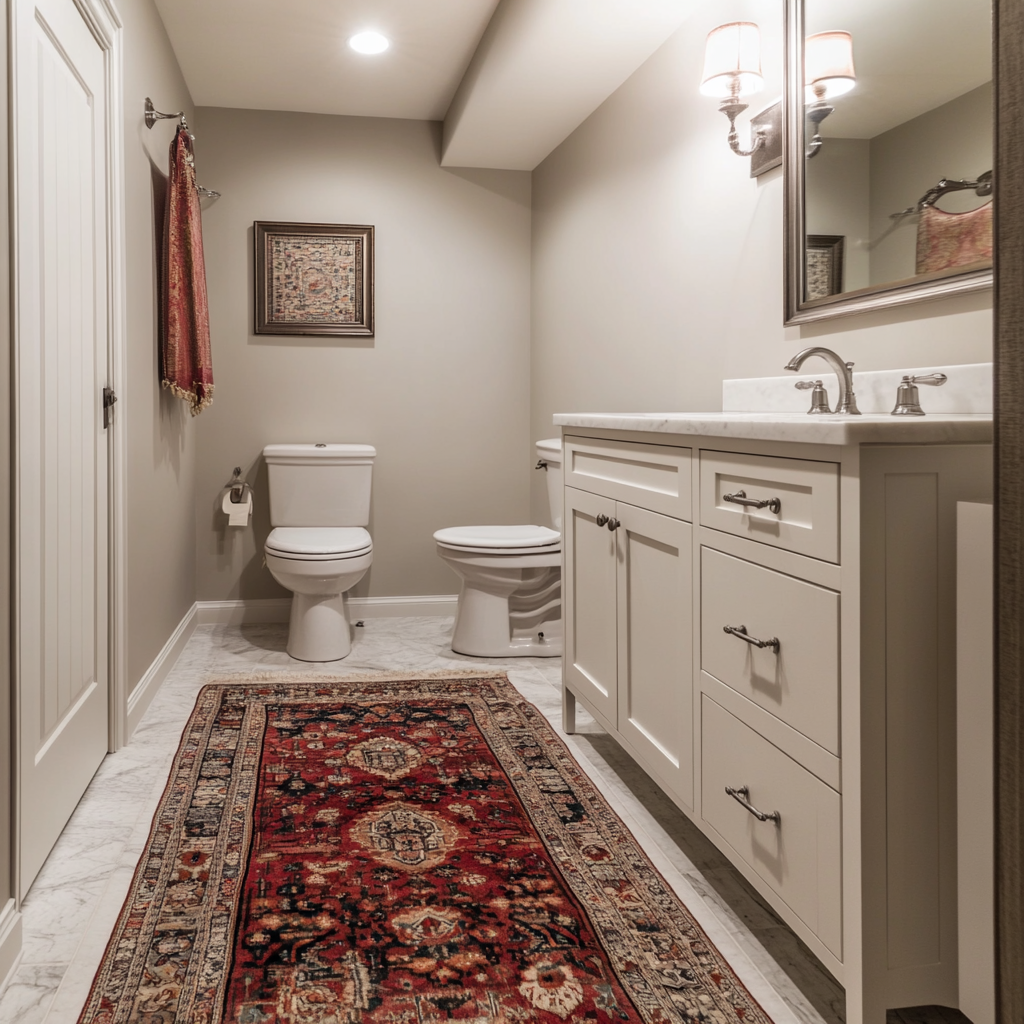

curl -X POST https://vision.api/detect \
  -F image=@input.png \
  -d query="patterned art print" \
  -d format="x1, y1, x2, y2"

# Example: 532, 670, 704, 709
255, 222, 374, 336
268, 234, 363, 325
78, 675, 773, 1024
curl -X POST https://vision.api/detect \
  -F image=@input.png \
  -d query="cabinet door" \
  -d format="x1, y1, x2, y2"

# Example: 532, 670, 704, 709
564, 486, 618, 729
616, 502, 694, 807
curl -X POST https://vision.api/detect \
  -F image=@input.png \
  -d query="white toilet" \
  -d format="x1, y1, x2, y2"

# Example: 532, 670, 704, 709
434, 439, 563, 658
263, 443, 376, 662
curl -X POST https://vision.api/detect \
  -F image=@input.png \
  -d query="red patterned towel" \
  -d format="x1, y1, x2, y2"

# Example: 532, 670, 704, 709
916, 201, 993, 276
161, 125, 214, 414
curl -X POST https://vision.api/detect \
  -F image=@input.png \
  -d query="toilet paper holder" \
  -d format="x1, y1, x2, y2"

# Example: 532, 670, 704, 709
228, 467, 252, 504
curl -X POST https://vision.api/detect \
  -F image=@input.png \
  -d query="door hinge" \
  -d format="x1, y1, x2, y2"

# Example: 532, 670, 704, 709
103, 386, 117, 429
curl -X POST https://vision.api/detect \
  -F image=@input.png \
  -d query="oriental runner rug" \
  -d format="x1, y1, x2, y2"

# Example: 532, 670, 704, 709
79, 673, 773, 1024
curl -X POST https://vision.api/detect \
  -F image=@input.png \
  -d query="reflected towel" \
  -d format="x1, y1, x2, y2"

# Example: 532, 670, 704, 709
161, 125, 214, 414
915, 201, 993, 275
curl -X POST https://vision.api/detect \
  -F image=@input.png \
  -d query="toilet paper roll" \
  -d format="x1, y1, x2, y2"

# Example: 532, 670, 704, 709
222, 489, 252, 527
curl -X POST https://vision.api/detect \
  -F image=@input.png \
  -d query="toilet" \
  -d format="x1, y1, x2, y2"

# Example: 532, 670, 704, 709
263, 443, 376, 662
434, 439, 563, 657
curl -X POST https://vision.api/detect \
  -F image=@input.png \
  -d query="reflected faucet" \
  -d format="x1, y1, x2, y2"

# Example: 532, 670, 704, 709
784, 346, 861, 415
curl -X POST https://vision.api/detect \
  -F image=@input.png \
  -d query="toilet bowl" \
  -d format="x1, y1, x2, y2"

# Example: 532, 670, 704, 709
434, 439, 563, 658
263, 445, 376, 662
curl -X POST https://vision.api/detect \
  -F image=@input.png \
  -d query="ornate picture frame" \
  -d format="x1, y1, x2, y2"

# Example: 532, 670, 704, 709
254, 221, 374, 336
805, 235, 845, 301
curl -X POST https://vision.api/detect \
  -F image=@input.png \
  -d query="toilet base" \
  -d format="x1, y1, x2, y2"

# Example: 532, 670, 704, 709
449, 565, 562, 658
287, 592, 352, 662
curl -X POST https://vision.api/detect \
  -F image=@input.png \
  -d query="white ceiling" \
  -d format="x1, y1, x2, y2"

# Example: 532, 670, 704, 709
152, 0, 696, 170
153, 0, 992, 168
152, 0, 502, 122
440, 0, 698, 170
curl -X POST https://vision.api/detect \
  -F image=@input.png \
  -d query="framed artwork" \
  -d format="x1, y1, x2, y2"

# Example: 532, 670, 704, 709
254, 221, 374, 336
805, 235, 845, 301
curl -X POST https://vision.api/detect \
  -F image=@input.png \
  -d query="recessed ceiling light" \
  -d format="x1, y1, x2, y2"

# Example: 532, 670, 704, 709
349, 31, 390, 55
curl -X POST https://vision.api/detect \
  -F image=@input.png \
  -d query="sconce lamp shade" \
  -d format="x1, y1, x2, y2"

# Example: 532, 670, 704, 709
805, 31, 856, 100
700, 22, 764, 98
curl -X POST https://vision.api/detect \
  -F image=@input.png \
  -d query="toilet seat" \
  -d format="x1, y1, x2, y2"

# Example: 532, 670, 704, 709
433, 525, 560, 555
266, 526, 372, 560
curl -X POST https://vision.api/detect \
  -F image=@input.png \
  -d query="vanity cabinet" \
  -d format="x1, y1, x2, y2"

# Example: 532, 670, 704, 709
563, 438, 693, 809
558, 423, 992, 1024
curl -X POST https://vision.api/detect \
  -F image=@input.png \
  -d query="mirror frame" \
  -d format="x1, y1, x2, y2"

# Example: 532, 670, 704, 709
783, 0, 994, 325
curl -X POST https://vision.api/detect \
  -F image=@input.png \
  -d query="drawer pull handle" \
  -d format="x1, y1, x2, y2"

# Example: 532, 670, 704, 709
723, 489, 782, 515
723, 624, 780, 654
725, 785, 781, 825
595, 514, 609, 527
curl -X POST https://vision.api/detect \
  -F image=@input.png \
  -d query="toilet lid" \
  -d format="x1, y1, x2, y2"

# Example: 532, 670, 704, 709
433, 525, 561, 550
266, 527, 372, 559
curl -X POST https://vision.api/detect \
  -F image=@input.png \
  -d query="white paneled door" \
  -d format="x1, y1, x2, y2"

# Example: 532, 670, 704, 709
14, 0, 112, 895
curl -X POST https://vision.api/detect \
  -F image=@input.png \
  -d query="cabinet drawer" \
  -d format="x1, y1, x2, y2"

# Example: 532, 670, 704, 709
702, 696, 842, 960
699, 450, 839, 562
701, 547, 839, 754
565, 437, 691, 521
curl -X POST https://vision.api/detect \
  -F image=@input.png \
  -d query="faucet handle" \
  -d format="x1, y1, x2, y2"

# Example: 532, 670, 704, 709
891, 372, 948, 416
794, 379, 832, 414
907, 373, 948, 387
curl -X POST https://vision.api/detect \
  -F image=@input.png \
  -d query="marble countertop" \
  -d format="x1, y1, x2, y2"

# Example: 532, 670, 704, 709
552, 411, 993, 445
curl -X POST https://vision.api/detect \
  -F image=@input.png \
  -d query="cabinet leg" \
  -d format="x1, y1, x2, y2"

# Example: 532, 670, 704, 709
562, 686, 576, 734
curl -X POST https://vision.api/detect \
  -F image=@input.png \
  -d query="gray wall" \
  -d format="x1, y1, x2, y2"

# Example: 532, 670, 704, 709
805, 138, 871, 293
123, 0, 199, 690
870, 83, 993, 285
530, 0, 992, 521
192, 109, 532, 601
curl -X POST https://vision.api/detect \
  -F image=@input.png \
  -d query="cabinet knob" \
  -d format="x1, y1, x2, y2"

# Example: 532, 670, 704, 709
607, 518, 620, 531
595, 514, 609, 527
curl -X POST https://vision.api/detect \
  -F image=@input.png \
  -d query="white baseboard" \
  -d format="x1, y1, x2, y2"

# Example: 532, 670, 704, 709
196, 598, 292, 625
0, 900, 23, 1000
350, 595, 458, 618
195, 595, 458, 626
126, 602, 198, 737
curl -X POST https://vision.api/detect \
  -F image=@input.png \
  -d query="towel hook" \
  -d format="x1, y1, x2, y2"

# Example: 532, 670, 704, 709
145, 97, 189, 133
145, 98, 221, 199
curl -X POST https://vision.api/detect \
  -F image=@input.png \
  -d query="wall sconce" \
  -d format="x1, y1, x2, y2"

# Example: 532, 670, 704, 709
700, 22, 781, 177
804, 30, 855, 158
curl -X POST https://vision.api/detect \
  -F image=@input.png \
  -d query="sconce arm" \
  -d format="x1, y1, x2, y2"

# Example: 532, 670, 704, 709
805, 98, 834, 160
721, 99, 767, 158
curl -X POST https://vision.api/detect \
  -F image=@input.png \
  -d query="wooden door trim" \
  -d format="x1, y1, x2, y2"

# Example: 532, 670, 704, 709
67, 0, 127, 752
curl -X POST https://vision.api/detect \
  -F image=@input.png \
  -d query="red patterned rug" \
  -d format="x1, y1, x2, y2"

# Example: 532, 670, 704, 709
79, 673, 773, 1024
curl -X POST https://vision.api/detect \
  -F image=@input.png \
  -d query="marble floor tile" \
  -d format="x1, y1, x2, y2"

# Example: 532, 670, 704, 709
0, 964, 66, 1024
0, 615, 906, 1024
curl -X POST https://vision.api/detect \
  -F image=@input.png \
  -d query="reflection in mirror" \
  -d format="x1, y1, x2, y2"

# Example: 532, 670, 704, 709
786, 0, 992, 322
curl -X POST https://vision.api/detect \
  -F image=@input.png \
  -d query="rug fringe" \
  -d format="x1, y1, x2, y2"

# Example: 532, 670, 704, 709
199, 668, 513, 687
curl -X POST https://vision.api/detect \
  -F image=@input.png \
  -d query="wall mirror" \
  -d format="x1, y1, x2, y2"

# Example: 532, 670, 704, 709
784, 0, 993, 324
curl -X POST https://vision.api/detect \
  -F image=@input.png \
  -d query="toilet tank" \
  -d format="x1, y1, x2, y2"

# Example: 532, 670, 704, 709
263, 444, 376, 527
536, 438, 563, 533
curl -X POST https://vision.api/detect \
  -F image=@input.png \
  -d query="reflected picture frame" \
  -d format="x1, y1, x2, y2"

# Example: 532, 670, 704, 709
805, 235, 845, 300
254, 221, 374, 336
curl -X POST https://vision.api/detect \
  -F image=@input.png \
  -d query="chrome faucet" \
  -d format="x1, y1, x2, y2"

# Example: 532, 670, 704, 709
784, 346, 861, 415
